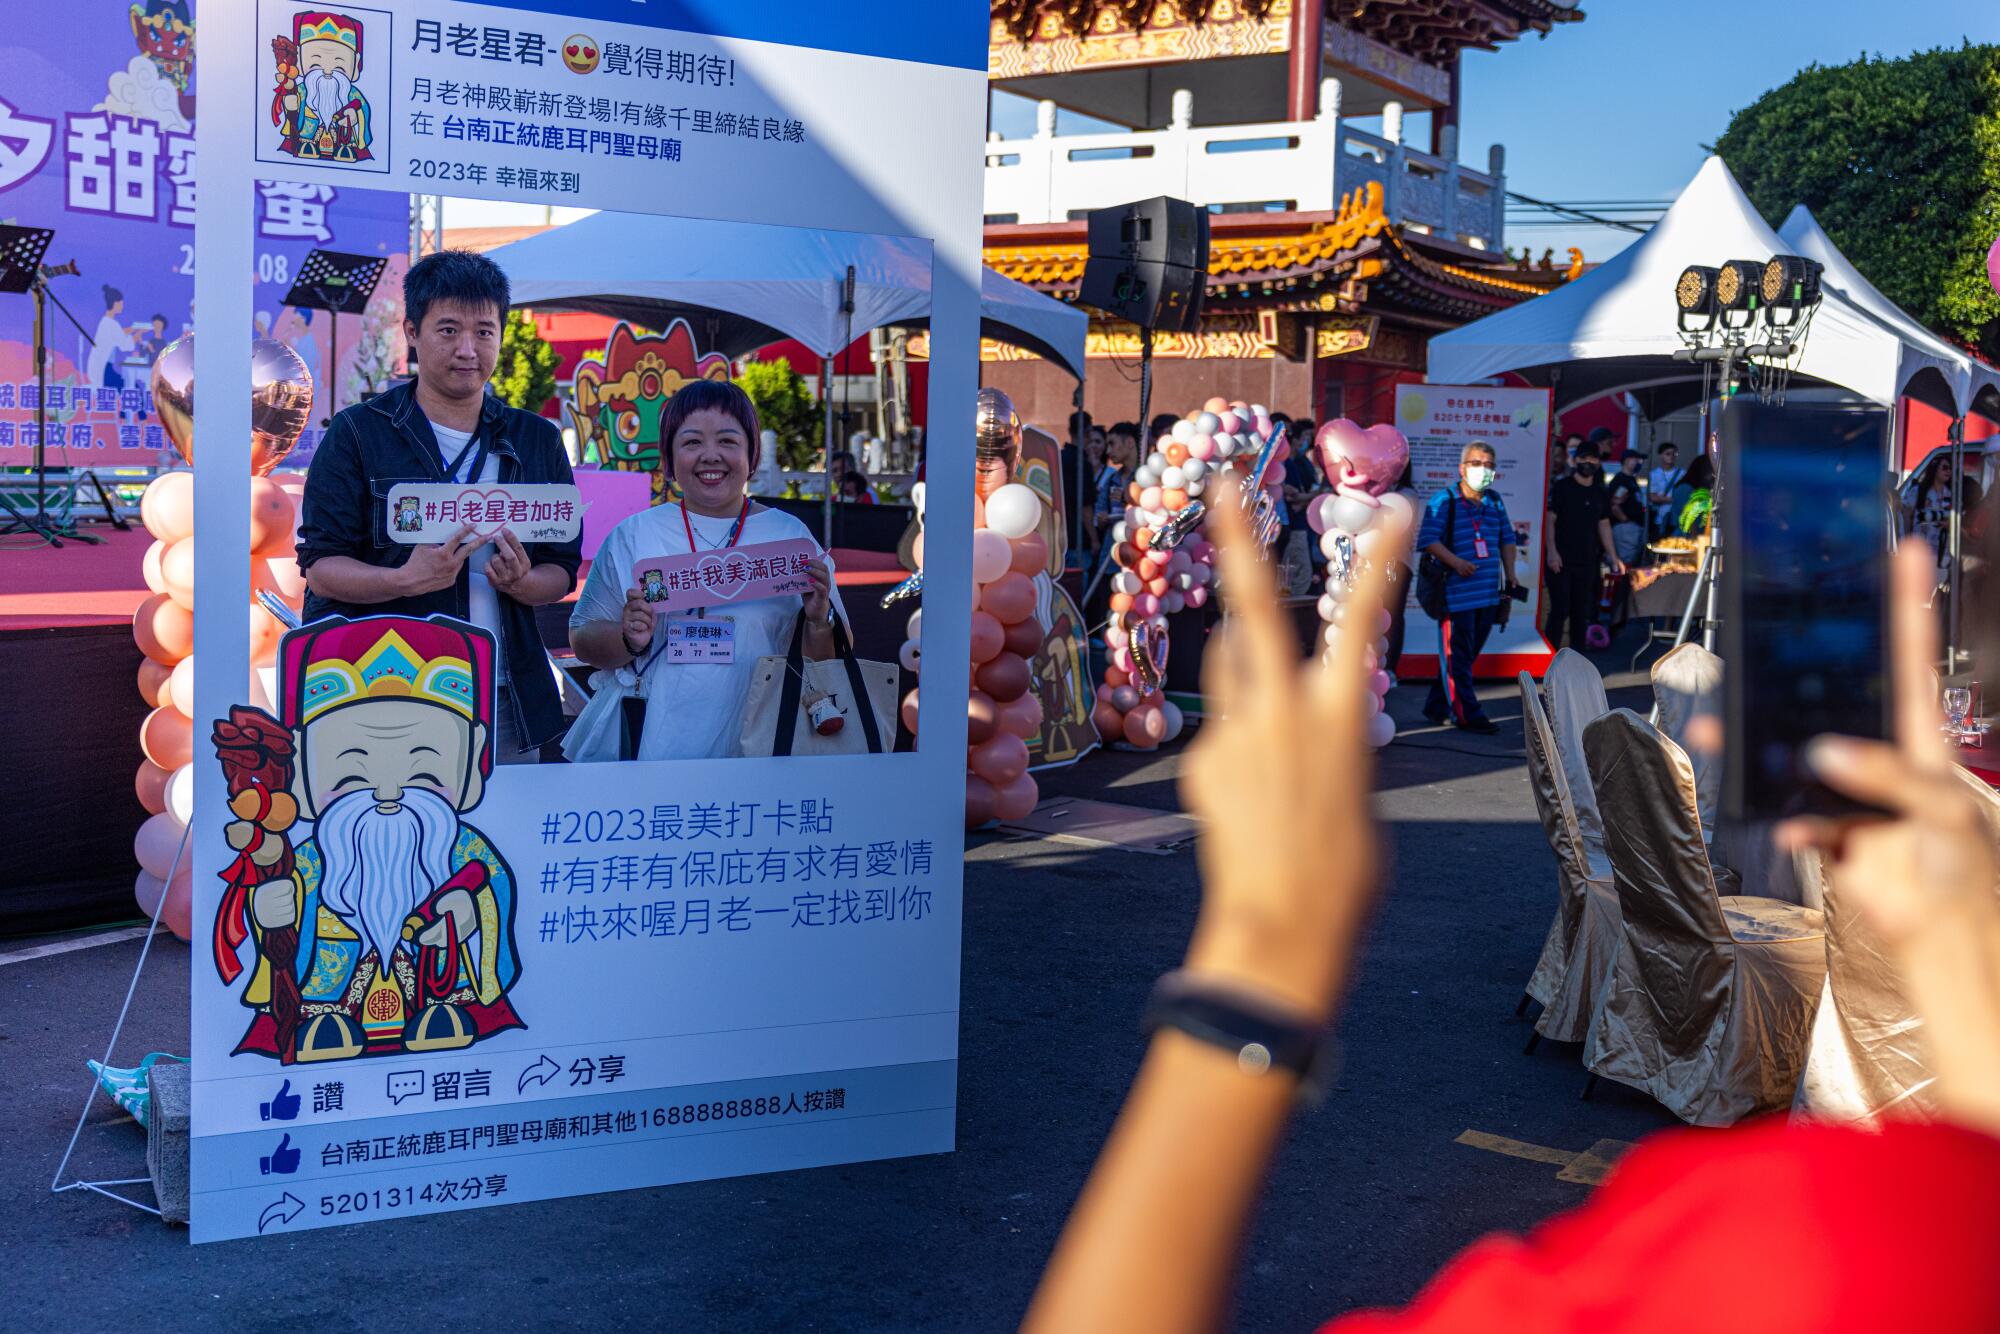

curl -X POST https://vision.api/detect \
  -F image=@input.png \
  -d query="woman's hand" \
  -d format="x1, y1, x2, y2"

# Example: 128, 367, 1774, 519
802, 556, 834, 626
1178, 478, 1390, 1024
620, 587, 657, 656
1779, 540, 2000, 1136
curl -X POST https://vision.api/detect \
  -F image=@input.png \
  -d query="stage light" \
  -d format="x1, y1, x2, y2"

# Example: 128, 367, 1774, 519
1675, 264, 1719, 336
1715, 259, 1764, 329
1761, 254, 1824, 329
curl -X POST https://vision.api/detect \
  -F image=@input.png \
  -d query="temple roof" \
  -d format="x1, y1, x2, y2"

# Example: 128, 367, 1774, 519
991, 1, 1583, 60
984, 182, 1573, 326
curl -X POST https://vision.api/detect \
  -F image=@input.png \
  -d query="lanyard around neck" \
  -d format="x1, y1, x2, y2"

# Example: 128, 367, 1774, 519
439, 428, 487, 485
681, 498, 750, 553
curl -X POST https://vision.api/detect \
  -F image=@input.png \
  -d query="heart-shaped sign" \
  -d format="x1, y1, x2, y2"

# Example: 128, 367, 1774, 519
452, 488, 514, 538
694, 550, 756, 601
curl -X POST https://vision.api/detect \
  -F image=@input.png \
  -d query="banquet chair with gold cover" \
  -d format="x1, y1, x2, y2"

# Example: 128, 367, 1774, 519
1582, 709, 1827, 1126
1517, 673, 1623, 1046
1650, 642, 1721, 834
1541, 649, 1610, 852
1795, 766, 2000, 1123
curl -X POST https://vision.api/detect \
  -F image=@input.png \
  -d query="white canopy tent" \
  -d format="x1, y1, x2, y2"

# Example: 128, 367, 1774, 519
1777, 204, 1989, 415
488, 209, 1087, 377
1428, 156, 1955, 420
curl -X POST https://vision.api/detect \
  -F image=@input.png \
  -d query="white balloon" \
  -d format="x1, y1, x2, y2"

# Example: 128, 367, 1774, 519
905, 609, 923, 641
1317, 593, 1339, 622
1194, 411, 1221, 436
1355, 527, 1395, 561
910, 481, 926, 518
1375, 635, 1390, 657
1110, 520, 1128, 544
1181, 458, 1207, 481
1113, 570, 1142, 596
1189, 563, 1211, 586
1329, 495, 1379, 535
1147, 451, 1169, 472
1251, 403, 1269, 419
165, 764, 194, 827
1375, 491, 1416, 537
1163, 591, 1185, 614
972, 529, 1012, 583
1323, 576, 1353, 601
1366, 711, 1397, 748
1362, 689, 1382, 717
1172, 419, 1195, 442
1319, 529, 1345, 561
1185, 480, 1205, 499
1331, 600, 1354, 626
898, 639, 922, 673
984, 483, 1044, 540
1161, 466, 1187, 491
1134, 467, 1160, 489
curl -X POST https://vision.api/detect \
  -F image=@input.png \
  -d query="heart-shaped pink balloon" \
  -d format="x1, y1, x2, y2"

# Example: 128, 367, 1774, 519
1314, 418, 1368, 480
1324, 422, 1409, 497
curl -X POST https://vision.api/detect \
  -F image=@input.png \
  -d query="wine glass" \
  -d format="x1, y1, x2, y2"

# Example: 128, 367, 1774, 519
1943, 685, 1973, 737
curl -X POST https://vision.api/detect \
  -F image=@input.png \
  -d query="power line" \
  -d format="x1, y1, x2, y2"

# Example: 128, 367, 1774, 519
1503, 188, 1650, 233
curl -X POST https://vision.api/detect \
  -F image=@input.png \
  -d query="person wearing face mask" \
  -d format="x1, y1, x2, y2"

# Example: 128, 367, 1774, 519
1543, 437, 1625, 653
569, 380, 844, 761
1416, 442, 1517, 734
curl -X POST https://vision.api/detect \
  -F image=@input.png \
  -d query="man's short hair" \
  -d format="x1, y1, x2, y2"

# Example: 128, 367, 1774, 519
1460, 440, 1497, 465
660, 379, 761, 476
404, 250, 511, 331
1574, 437, 1602, 460
1658, 442, 1679, 456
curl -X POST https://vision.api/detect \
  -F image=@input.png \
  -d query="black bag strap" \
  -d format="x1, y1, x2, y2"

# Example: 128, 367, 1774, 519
771, 612, 884, 756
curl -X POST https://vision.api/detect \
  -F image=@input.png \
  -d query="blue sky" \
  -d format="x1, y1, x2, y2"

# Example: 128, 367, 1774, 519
989, 2, 1993, 263
1458, 0, 1996, 263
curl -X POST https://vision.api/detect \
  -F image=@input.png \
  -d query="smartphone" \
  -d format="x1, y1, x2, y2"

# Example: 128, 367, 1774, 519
1720, 402, 1893, 821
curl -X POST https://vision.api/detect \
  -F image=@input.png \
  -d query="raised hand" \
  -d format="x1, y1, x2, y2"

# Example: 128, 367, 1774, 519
621, 587, 657, 656
398, 524, 479, 596
1179, 477, 1390, 1023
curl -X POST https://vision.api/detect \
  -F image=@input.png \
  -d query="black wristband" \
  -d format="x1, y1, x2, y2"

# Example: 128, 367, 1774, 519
1142, 971, 1337, 1102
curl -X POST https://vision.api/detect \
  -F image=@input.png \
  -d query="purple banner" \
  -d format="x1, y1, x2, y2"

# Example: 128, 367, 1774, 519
0, 0, 409, 469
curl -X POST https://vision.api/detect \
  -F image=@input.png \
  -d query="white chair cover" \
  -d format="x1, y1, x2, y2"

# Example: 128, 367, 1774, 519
1542, 649, 1610, 851
1651, 642, 1722, 833
1582, 709, 1827, 1126
1518, 673, 1623, 1042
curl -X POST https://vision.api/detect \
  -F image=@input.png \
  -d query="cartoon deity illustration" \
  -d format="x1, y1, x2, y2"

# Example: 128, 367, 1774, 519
270, 10, 374, 165
640, 568, 667, 603
211, 615, 522, 1064
568, 319, 732, 478
131, 0, 194, 92
392, 495, 422, 533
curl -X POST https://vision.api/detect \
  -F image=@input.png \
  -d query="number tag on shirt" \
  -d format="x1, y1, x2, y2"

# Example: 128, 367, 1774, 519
665, 615, 735, 665
1473, 533, 1490, 559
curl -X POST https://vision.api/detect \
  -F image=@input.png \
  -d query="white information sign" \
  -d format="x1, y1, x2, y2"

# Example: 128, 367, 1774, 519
1395, 383, 1553, 676
191, 0, 985, 1242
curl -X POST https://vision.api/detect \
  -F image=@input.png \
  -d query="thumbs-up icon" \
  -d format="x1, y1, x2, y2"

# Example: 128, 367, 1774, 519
260, 1079, 300, 1122
259, 1134, 300, 1176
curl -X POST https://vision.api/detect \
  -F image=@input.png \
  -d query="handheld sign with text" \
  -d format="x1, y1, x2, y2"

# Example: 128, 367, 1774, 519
634, 538, 820, 614
386, 483, 588, 545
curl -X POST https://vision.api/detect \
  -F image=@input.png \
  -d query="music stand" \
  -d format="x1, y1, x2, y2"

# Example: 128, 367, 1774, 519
281, 249, 388, 423
0, 225, 106, 546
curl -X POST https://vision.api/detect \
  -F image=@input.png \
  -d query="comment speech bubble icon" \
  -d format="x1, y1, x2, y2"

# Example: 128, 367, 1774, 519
386, 1070, 425, 1105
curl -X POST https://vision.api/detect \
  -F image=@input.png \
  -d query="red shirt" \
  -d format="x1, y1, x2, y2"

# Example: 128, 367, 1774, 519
1324, 1119, 2000, 1334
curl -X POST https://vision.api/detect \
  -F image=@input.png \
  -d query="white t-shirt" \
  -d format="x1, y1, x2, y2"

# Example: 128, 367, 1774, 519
88, 313, 135, 385
431, 422, 508, 682
571, 502, 846, 761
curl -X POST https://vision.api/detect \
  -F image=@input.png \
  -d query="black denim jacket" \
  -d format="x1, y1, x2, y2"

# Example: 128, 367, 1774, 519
295, 379, 582, 749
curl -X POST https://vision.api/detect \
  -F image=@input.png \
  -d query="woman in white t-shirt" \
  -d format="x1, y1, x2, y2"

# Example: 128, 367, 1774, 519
569, 381, 845, 760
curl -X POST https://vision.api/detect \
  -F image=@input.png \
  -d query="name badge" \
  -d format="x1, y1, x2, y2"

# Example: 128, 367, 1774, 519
1473, 534, 1489, 559
665, 615, 735, 665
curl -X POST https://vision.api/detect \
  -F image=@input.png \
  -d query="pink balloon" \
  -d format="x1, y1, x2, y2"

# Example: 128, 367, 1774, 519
1371, 669, 1392, 696
1990, 231, 2000, 299
1217, 410, 1241, 434
1139, 486, 1163, 511
1186, 434, 1216, 462
969, 610, 1004, 664
1111, 646, 1134, 674
1340, 423, 1410, 496
1306, 493, 1334, 535
1186, 585, 1209, 609
992, 771, 1039, 821
970, 730, 1030, 785
998, 690, 1043, 739
1133, 592, 1161, 618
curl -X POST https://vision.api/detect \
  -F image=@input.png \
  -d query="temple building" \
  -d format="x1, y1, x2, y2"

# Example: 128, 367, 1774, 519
973, 0, 1588, 429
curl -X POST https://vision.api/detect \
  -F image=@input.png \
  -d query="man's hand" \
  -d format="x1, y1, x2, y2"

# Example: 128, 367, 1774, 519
253, 881, 297, 930
622, 587, 657, 655
417, 888, 478, 947
484, 531, 534, 599
397, 525, 478, 596
1547, 550, 1564, 575
1608, 557, 1626, 576
1449, 554, 1477, 578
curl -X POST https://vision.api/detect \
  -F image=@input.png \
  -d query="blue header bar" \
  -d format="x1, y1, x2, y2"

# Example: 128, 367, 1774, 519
466, 0, 987, 71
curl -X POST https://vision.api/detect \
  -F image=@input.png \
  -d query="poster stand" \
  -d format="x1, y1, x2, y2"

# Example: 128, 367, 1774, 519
0, 225, 113, 547
280, 249, 387, 423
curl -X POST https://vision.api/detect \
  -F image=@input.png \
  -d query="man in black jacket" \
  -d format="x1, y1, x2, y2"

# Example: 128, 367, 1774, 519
296, 250, 581, 763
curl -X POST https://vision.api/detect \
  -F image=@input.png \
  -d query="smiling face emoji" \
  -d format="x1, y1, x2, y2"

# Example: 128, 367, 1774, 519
561, 34, 599, 74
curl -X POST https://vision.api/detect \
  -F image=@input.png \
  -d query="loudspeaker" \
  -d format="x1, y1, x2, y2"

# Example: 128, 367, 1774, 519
1078, 256, 1206, 333
1078, 196, 1211, 333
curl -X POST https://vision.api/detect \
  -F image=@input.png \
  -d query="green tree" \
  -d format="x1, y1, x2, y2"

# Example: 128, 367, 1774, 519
491, 310, 562, 412
736, 356, 821, 471
1713, 44, 2000, 358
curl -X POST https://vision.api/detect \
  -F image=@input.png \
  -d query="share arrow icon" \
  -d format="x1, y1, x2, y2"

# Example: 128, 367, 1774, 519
517, 1055, 560, 1094
257, 1191, 304, 1234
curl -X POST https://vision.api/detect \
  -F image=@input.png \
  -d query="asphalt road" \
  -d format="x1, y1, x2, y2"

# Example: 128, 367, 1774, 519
2, 662, 1678, 1332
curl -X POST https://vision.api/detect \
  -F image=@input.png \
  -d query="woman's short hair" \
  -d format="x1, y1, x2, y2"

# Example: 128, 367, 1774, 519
660, 380, 761, 476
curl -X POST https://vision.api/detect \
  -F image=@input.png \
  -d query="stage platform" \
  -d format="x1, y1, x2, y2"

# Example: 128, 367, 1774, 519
0, 526, 915, 936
